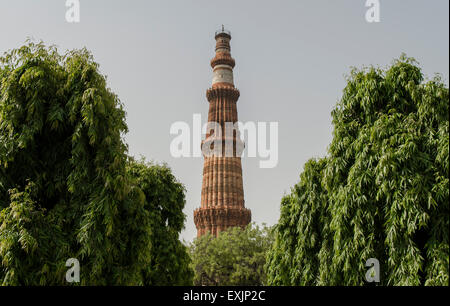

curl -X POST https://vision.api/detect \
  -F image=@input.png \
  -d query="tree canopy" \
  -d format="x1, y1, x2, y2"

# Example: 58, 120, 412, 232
190, 224, 273, 286
127, 160, 193, 285
0, 41, 192, 285
266, 55, 449, 286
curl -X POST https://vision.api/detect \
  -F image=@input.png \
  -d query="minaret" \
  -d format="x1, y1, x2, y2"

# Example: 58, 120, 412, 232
194, 27, 251, 237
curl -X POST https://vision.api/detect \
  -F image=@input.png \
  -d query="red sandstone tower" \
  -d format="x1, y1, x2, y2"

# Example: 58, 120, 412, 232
194, 27, 251, 237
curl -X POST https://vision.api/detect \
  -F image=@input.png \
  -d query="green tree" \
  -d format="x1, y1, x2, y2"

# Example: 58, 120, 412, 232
190, 224, 273, 286
266, 55, 449, 286
0, 41, 192, 285
127, 159, 193, 285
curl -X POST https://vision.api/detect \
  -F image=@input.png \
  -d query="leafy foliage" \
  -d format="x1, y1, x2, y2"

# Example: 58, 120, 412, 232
0, 41, 192, 285
266, 159, 331, 286
127, 160, 193, 285
266, 55, 449, 286
190, 224, 273, 286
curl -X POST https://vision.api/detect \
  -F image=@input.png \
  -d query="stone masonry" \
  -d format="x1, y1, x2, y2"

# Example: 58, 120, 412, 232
193, 28, 251, 237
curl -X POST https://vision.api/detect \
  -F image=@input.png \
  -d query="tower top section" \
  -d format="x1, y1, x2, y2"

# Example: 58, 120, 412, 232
215, 25, 231, 39
211, 26, 236, 86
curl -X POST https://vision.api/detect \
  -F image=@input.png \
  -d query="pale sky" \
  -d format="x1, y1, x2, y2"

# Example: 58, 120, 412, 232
1, 0, 448, 242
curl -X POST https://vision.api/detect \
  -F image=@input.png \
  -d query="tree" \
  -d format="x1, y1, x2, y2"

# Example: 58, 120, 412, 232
190, 224, 273, 286
0, 41, 192, 285
127, 159, 193, 285
266, 55, 449, 286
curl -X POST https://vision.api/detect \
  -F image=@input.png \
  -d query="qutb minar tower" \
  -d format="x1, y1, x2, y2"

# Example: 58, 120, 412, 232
194, 27, 251, 237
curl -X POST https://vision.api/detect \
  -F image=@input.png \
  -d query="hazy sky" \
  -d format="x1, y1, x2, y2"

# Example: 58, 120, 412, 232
1, 0, 448, 242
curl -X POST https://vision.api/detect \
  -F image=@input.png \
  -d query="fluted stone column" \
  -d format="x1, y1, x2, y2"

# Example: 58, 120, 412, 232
194, 28, 251, 237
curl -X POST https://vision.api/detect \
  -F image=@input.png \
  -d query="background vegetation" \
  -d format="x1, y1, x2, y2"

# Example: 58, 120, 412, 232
190, 224, 273, 286
0, 42, 192, 285
266, 55, 449, 286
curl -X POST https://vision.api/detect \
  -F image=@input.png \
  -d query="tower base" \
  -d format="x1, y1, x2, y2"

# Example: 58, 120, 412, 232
194, 207, 251, 237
